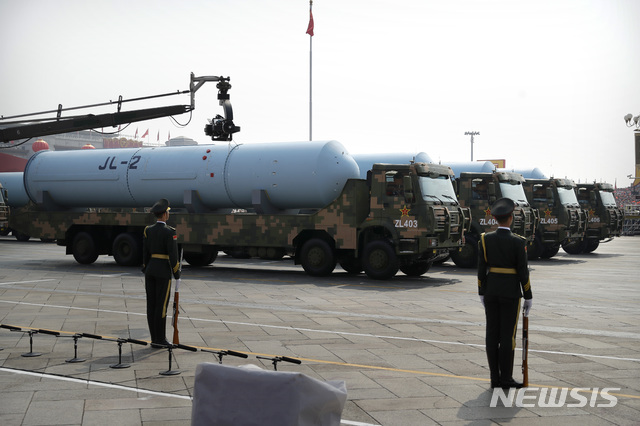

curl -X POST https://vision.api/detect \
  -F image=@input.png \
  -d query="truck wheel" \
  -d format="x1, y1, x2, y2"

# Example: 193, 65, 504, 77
584, 239, 599, 253
112, 233, 142, 266
562, 239, 586, 255
540, 243, 559, 259
184, 251, 218, 267
339, 255, 362, 274
224, 248, 250, 259
400, 261, 431, 277
72, 232, 99, 264
362, 240, 399, 280
260, 247, 286, 260
450, 235, 478, 268
13, 231, 31, 242
300, 238, 336, 276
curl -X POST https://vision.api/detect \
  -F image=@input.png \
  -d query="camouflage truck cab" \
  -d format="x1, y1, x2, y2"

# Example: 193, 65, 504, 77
522, 178, 586, 259
356, 163, 470, 278
451, 171, 538, 268
0, 183, 8, 235
8, 163, 469, 280
563, 182, 623, 254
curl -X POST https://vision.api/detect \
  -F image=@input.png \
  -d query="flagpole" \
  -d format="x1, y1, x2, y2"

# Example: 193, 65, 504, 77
308, 0, 313, 142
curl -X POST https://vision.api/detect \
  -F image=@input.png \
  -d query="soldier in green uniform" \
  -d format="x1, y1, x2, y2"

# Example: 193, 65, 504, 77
478, 198, 533, 389
142, 199, 181, 348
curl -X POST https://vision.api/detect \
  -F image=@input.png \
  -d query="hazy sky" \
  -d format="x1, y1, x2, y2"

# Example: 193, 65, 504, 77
2, 0, 639, 186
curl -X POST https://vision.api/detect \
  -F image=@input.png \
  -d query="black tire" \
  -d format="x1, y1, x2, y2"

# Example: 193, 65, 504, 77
300, 238, 336, 276
432, 253, 451, 265
224, 248, 251, 259
540, 243, 560, 259
562, 239, 586, 255
72, 232, 99, 264
112, 233, 142, 266
450, 235, 478, 268
400, 261, 431, 277
184, 251, 218, 267
260, 247, 286, 260
584, 239, 600, 253
339, 255, 362, 274
362, 240, 399, 280
13, 231, 30, 242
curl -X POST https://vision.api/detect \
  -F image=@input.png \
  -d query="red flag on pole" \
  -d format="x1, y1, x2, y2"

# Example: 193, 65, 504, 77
306, 9, 314, 36
141, 129, 149, 138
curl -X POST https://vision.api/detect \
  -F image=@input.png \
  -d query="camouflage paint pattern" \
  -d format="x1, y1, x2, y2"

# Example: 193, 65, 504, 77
9, 163, 469, 270
576, 182, 623, 241
523, 178, 586, 245
454, 171, 538, 242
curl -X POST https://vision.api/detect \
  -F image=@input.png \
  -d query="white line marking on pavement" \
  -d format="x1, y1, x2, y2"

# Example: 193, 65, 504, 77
1, 299, 639, 363
0, 279, 57, 286
0, 367, 378, 425
0, 367, 191, 400
86, 273, 133, 278
3, 283, 639, 339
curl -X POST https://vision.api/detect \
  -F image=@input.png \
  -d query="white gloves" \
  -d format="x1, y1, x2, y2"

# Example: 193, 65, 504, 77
523, 299, 532, 316
479, 295, 485, 307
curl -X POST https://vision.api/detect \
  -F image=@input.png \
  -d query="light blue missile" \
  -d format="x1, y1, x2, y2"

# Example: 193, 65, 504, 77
0, 172, 29, 207
352, 152, 433, 179
496, 167, 548, 179
22, 141, 360, 210
444, 161, 497, 177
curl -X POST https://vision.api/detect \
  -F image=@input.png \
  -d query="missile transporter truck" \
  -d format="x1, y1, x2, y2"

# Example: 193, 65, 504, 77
9, 141, 469, 279
562, 182, 623, 254
2, 72, 467, 279
449, 170, 538, 268
521, 177, 586, 259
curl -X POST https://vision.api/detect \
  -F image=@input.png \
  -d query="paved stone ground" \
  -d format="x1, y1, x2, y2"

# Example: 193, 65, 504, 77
0, 235, 639, 425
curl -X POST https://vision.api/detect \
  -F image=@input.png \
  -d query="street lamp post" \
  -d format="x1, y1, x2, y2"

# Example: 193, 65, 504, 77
465, 131, 480, 161
623, 113, 640, 187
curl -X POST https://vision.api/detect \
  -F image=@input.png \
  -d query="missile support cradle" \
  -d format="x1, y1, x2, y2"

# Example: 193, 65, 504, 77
9, 161, 469, 280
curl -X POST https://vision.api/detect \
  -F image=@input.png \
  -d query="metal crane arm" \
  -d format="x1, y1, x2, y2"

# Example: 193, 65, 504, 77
0, 73, 239, 143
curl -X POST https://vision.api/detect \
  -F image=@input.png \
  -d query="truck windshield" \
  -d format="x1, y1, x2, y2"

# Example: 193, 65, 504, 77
600, 191, 617, 207
418, 176, 458, 205
557, 187, 579, 207
499, 182, 529, 205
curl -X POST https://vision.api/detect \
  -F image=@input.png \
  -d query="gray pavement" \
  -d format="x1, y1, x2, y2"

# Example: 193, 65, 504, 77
1, 235, 639, 425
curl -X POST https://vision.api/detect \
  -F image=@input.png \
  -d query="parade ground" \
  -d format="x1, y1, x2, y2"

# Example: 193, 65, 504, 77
1, 235, 639, 425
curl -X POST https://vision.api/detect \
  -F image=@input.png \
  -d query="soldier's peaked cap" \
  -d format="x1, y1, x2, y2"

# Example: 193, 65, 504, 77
491, 197, 514, 218
151, 198, 171, 214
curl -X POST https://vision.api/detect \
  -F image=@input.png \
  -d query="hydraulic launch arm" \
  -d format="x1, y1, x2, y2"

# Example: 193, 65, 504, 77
0, 73, 239, 143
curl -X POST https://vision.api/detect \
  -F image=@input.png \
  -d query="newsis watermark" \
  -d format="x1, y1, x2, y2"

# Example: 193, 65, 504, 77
490, 387, 620, 408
